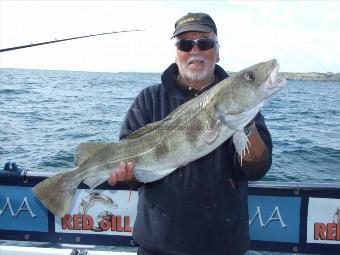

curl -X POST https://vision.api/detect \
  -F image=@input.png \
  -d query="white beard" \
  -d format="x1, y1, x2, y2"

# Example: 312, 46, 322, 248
177, 56, 214, 81
183, 66, 209, 81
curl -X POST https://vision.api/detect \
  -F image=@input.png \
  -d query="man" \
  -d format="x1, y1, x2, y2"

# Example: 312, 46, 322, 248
108, 13, 272, 255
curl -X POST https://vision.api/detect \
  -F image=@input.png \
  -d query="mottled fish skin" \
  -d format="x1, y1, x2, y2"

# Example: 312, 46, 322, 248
32, 59, 286, 217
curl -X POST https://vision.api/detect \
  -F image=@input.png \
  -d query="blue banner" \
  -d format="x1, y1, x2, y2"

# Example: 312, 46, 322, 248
248, 195, 301, 243
0, 186, 48, 232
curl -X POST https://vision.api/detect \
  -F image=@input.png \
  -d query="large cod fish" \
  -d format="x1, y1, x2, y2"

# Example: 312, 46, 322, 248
33, 59, 286, 217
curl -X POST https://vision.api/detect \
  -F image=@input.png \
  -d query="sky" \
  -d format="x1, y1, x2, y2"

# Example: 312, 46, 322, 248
0, 0, 340, 73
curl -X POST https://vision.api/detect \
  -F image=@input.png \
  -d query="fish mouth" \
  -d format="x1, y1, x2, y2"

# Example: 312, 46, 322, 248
266, 63, 286, 90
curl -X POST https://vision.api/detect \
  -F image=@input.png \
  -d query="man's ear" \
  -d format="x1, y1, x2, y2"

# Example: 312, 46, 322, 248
216, 50, 220, 63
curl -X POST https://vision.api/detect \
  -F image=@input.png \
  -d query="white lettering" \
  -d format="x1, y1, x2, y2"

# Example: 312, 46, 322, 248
0, 197, 15, 216
267, 206, 287, 228
15, 197, 37, 218
249, 206, 265, 227
249, 206, 287, 228
0, 197, 36, 218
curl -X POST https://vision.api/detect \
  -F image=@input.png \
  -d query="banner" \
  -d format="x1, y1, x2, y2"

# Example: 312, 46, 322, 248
248, 195, 301, 243
307, 197, 340, 244
55, 189, 138, 236
0, 186, 48, 232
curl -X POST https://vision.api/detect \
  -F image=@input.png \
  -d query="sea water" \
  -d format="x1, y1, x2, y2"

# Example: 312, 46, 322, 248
1, 68, 340, 254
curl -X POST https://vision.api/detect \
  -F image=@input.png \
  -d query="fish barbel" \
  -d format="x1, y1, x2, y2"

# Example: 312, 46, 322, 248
33, 59, 286, 216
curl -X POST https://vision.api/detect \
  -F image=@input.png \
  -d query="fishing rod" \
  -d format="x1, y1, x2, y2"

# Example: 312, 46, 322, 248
0, 29, 144, 53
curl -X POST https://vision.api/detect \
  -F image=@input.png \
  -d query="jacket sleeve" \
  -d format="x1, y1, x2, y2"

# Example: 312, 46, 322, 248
119, 90, 151, 140
233, 112, 273, 181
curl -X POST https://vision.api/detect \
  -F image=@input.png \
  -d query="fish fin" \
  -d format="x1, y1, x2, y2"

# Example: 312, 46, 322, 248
214, 104, 262, 131
204, 119, 222, 144
75, 142, 107, 166
233, 130, 251, 166
134, 167, 177, 183
214, 104, 259, 166
83, 176, 108, 189
32, 169, 81, 217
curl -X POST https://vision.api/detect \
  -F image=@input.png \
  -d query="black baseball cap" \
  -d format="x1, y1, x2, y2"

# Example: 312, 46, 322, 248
172, 12, 217, 38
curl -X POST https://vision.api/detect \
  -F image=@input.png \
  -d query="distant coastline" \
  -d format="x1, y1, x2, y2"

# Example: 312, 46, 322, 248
279, 72, 340, 82
226, 71, 340, 82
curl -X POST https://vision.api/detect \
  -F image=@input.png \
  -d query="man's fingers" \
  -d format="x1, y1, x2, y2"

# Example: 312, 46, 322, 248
126, 161, 135, 180
118, 162, 127, 181
119, 161, 127, 171
108, 161, 135, 185
108, 171, 118, 186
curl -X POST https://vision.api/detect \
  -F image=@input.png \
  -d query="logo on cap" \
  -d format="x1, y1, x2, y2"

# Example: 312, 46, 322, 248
178, 17, 202, 26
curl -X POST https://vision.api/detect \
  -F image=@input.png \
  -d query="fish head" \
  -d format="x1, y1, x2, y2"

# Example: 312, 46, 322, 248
242, 59, 286, 98
219, 59, 286, 114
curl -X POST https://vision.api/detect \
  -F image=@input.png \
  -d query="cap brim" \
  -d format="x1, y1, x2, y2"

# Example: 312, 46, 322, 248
171, 24, 215, 38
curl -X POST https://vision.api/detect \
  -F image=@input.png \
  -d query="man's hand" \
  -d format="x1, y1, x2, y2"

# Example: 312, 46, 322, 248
242, 125, 266, 161
108, 161, 135, 186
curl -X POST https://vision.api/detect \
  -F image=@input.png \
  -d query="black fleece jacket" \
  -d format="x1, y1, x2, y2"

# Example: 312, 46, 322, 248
119, 63, 272, 255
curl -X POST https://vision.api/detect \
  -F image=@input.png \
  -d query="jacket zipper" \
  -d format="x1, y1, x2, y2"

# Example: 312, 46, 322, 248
228, 177, 236, 191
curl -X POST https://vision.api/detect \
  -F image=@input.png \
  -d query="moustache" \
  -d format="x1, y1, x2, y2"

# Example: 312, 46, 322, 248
187, 56, 207, 65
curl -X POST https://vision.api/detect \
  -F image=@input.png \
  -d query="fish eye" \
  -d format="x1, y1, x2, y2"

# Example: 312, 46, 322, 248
243, 71, 255, 82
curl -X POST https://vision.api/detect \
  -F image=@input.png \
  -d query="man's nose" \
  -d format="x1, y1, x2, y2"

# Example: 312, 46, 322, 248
190, 44, 201, 53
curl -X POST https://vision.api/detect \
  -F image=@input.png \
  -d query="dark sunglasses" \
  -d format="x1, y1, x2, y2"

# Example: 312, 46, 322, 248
175, 38, 218, 52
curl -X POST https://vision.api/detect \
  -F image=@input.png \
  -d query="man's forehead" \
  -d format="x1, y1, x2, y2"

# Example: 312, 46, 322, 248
176, 31, 216, 40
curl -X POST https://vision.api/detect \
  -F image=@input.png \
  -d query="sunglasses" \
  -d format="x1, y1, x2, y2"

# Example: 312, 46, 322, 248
175, 38, 218, 52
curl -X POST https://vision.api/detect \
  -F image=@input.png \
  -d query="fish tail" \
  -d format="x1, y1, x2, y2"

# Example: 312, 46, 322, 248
32, 169, 81, 217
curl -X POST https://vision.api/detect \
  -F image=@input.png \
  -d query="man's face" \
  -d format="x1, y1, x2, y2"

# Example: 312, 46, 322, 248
175, 31, 220, 81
